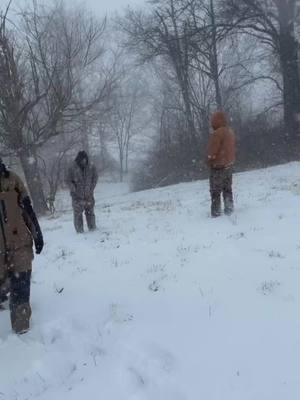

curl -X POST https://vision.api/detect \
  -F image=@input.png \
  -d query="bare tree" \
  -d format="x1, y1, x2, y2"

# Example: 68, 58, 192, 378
109, 78, 141, 181
220, 0, 300, 143
0, 5, 49, 213
119, 0, 199, 144
0, 2, 112, 213
38, 137, 79, 214
119, 0, 259, 140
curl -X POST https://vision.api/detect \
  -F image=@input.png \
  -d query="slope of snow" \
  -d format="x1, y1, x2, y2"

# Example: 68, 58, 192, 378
1, 163, 300, 399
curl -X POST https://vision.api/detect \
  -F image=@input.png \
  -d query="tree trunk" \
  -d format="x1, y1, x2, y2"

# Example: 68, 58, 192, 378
176, 64, 198, 147
181, 81, 197, 142
19, 148, 49, 215
277, 1, 300, 146
120, 161, 124, 182
80, 113, 90, 153
119, 146, 124, 182
125, 150, 129, 174
125, 133, 131, 174
180, 35, 197, 144
210, 0, 223, 109
169, 1, 197, 144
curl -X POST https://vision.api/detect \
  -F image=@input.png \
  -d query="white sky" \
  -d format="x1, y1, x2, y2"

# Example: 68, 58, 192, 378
11, 0, 145, 15
63, 0, 144, 15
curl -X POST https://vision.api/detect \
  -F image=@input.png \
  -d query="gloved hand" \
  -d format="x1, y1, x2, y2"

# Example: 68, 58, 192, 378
35, 234, 44, 255
22, 196, 44, 255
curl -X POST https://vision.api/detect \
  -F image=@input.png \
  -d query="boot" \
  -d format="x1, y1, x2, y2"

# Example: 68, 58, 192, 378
0, 292, 9, 311
0, 297, 8, 311
0, 277, 10, 304
85, 205, 96, 231
211, 193, 221, 218
10, 303, 32, 334
224, 194, 234, 216
224, 206, 234, 216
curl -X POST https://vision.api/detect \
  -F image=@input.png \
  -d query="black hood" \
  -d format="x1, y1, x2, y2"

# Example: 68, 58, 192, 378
75, 151, 89, 166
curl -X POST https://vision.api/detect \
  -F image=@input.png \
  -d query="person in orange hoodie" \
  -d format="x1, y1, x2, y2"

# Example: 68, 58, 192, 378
207, 111, 236, 217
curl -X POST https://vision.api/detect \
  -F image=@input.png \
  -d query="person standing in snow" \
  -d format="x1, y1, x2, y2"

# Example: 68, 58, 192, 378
67, 151, 98, 233
0, 159, 44, 334
207, 111, 236, 217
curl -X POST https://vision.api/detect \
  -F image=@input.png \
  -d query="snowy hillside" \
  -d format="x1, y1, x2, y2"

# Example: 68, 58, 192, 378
1, 163, 300, 399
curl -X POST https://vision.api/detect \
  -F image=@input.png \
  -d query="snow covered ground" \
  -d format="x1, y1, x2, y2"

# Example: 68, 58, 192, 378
1, 162, 300, 399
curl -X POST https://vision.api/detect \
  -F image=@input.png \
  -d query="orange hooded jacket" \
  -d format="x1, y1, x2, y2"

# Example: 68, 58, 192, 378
207, 111, 236, 168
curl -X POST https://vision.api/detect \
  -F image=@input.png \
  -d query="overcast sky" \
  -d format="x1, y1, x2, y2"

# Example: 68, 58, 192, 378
64, 0, 143, 15
12, 0, 145, 15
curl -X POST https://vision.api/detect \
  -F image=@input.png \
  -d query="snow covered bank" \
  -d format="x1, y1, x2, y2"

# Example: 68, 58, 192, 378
1, 163, 300, 399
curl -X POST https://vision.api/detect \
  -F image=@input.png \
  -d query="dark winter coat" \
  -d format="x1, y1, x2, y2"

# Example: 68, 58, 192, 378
67, 152, 98, 201
0, 170, 43, 280
207, 111, 236, 169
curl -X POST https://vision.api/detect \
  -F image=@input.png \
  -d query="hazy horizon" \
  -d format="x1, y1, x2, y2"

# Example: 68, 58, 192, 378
10, 0, 145, 15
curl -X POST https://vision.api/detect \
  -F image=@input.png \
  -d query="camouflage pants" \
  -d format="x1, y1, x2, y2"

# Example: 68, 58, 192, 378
72, 197, 96, 233
209, 167, 234, 217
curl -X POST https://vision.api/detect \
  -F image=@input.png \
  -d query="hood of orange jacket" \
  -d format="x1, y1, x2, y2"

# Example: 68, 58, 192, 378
211, 111, 228, 130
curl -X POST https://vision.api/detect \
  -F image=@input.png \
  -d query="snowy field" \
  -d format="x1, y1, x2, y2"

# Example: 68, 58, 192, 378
1, 162, 300, 399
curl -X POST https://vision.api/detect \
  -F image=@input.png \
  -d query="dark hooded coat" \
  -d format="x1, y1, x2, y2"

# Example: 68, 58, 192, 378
67, 152, 98, 201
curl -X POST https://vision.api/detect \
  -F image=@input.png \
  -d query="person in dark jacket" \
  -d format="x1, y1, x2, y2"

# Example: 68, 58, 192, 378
207, 111, 236, 217
0, 159, 44, 334
67, 151, 98, 233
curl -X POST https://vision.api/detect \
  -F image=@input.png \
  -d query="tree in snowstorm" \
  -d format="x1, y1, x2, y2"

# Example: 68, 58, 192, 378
119, 0, 199, 146
0, 5, 50, 214
221, 0, 300, 148
109, 74, 144, 181
0, 2, 112, 214
38, 135, 79, 214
